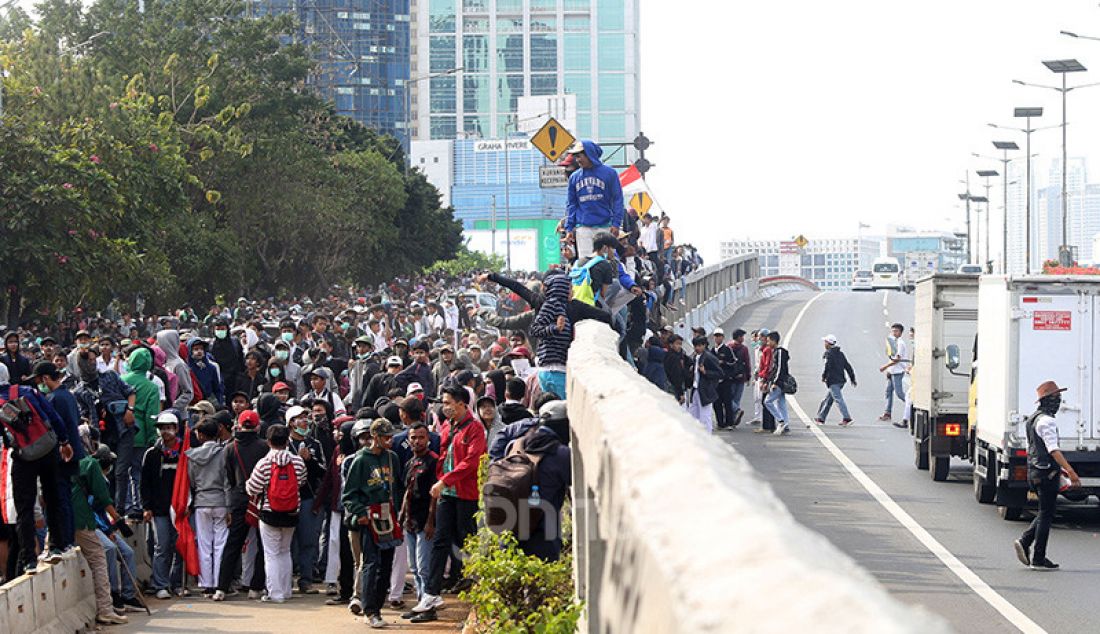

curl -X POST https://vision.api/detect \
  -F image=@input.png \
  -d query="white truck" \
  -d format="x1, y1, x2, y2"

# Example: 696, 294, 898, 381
973, 276, 1100, 520
911, 275, 979, 482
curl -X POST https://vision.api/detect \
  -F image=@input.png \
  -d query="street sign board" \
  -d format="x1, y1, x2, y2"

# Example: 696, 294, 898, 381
629, 192, 653, 216
539, 165, 569, 188
529, 117, 576, 162
794, 234, 809, 249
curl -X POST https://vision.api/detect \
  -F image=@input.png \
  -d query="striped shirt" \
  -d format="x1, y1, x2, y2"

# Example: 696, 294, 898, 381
245, 449, 307, 512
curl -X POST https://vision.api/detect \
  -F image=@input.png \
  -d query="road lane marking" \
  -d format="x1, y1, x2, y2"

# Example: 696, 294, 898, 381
784, 294, 1047, 634
882, 292, 888, 308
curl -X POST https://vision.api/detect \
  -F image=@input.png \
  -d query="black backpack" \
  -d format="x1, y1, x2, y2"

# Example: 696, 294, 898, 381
482, 428, 543, 535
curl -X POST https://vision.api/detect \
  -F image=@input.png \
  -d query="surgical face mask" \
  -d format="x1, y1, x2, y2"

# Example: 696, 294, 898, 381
357, 352, 370, 360
77, 341, 91, 349
275, 350, 289, 361
37, 382, 51, 394
269, 367, 281, 377
281, 332, 294, 342
340, 322, 351, 331
294, 424, 310, 436
214, 329, 228, 339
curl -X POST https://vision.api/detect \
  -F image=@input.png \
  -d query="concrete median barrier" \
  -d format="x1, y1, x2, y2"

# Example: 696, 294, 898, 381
0, 549, 97, 634
567, 321, 949, 633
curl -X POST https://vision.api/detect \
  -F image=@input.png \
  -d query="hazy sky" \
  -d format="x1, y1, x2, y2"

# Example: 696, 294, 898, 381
642, 0, 1100, 260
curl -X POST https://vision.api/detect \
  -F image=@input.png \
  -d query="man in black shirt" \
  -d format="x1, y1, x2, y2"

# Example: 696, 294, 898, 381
399, 423, 438, 612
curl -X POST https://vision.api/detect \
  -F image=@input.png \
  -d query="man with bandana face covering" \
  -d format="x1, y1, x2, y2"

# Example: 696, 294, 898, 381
1014, 381, 1081, 571
141, 411, 186, 598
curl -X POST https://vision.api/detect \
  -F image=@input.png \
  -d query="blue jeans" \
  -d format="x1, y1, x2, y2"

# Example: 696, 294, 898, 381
151, 514, 182, 591
729, 381, 745, 418
99, 529, 136, 599
291, 504, 323, 589
357, 531, 395, 616
114, 428, 143, 516
538, 370, 567, 400
765, 386, 789, 424
817, 383, 851, 421
883, 373, 905, 415
404, 529, 435, 599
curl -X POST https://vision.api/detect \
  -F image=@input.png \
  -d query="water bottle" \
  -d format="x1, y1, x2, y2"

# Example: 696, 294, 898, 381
527, 485, 541, 508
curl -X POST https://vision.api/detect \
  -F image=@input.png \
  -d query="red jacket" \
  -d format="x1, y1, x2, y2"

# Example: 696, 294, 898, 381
436, 410, 487, 501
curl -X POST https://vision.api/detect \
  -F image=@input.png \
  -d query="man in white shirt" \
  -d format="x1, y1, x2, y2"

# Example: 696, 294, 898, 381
878, 323, 909, 425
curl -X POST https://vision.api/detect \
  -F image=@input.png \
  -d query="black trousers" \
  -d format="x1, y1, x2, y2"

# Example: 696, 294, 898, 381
337, 522, 354, 601
217, 507, 265, 592
715, 381, 734, 427
426, 497, 477, 596
13, 450, 63, 570
1020, 471, 1060, 561
358, 532, 395, 616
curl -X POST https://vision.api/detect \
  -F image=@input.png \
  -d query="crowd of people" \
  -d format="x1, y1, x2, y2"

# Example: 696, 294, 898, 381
0, 139, 710, 628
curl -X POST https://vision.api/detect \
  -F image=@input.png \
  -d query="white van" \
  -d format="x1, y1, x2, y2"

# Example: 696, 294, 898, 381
872, 257, 903, 291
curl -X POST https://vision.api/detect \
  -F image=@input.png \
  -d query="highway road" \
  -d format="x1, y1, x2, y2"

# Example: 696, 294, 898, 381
720, 290, 1100, 634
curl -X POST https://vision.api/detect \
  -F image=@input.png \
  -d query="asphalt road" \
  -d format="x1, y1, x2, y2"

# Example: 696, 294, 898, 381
719, 290, 1100, 634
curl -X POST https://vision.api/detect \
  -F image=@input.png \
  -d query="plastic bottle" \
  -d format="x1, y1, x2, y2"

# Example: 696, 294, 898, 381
527, 485, 541, 508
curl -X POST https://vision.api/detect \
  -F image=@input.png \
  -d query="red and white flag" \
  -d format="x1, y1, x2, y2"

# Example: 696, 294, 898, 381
619, 164, 645, 197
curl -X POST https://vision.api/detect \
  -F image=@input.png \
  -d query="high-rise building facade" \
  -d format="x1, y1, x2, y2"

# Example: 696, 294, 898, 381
252, 0, 411, 138
720, 237, 880, 291
410, 0, 640, 143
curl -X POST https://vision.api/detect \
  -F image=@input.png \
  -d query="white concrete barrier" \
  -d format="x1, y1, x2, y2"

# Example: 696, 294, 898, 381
0, 549, 96, 634
567, 321, 949, 633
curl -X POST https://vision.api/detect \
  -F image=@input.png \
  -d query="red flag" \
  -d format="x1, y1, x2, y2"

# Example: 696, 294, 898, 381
170, 422, 200, 576
619, 164, 642, 189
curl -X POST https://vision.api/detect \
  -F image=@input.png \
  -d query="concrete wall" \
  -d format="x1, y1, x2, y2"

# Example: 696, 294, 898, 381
0, 548, 96, 634
567, 321, 948, 633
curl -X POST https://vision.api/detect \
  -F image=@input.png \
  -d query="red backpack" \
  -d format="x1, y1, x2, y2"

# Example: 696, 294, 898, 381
0, 386, 58, 462
267, 459, 300, 514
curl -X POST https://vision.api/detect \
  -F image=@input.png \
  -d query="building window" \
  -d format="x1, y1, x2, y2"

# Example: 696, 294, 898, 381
564, 14, 590, 31
430, 36, 456, 73
463, 114, 489, 137
531, 74, 557, 95
430, 76, 456, 113
597, 33, 625, 71
464, 74, 491, 112
530, 32, 557, 71
352, 11, 370, 19
497, 33, 524, 73
464, 17, 489, 32
462, 0, 487, 12
496, 0, 521, 11
497, 16, 521, 32
564, 34, 590, 71
430, 0, 456, 33
431, 115, 457, 139
598, 114, 625, 141
597, 0, 624, 31
463, 34, 489, 72
598, 73, 625, 110
531, 0, 556, 11
564, 0, 590, 10
564, 73, 591, 109
497, 73, 524, 113
530, 15, 557, 33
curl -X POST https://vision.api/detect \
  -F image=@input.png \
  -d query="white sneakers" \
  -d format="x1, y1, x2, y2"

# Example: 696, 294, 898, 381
772, 424, 790, 435
248, 590, 263, 600
212, 590, 226, 601
156, 589, 172, 600
410, 594, 445, 613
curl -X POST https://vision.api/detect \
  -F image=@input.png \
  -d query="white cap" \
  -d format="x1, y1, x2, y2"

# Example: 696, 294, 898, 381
823, 334, 838, 345
155, 411, 179, 426
284, 405, 308, 423
386, 356, 403, 367
712, 328, 725, 336
407, 382, 424, 395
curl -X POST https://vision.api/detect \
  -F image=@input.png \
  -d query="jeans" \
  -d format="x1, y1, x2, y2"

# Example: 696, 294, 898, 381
358, 532, 396, 616
538, 370, 567, 400
114, 428, 144, 517
729, 381, 745, 419
817, 383, 852, 421
151, 514, 182, 591
98, 529, 136, 599
291, 503, 323, 589
425, 496, 478, 596
405, 529, 435, 599
765, 386, 789, 425
12, 449, 62, 569
883, 373, 905, 416
1020, 471, 1060, 561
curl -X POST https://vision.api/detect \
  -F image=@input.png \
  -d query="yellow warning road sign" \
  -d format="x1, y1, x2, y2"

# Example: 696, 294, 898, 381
630, 192, 653, 216
794, 234, 809, 249
530, 117, 576, 162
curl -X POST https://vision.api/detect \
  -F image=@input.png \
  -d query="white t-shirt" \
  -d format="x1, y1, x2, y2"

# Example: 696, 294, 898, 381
886, 337, 909, 375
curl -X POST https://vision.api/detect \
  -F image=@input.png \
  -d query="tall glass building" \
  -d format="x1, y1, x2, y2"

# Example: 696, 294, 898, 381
410, 0, 640, 143
251, 0, 411, 138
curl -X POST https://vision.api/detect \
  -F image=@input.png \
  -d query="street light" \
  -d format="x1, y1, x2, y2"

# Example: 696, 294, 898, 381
958, 174, 975, 264
1014, 60, 1100, 266
990, 108, 1060, 272
975, 172, 998, 271
403, 66, 463, 173
976, 140, 1018, 273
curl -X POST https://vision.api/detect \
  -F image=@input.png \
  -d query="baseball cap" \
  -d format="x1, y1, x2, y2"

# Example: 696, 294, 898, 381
386, 356, 403, 367
187, 400, 216, 416
712, 328, 725, 336
370, 418, 396, 436
407, 382, 424, 396
823, 335, 838, 345
237, 409, 260, 430
271, 381, 291, 393
155, 411, 180, 427
354, 335, 372, 346
566, 141, 586, 155
285, 405, 308, 423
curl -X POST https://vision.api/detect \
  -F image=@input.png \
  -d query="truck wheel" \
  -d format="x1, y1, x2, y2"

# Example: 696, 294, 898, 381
930, 452, 949, 482
973, 470, 995, 504
914, 438, 929, 470
998, 505, 1024, 521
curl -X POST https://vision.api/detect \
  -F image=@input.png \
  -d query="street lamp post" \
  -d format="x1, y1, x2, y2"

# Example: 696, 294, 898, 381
403, 67, 463, 175
1014, 60, 1100, 266
958, 172, 974, 264
976, 171, 998, 272
988, 141, 1018, 273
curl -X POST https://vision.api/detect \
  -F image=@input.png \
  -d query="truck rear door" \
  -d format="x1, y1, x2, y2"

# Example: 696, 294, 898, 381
1016, 292, 1090, 442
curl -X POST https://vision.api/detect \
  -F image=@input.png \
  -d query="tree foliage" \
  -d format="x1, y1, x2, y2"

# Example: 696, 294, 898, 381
0, 0, 461, 324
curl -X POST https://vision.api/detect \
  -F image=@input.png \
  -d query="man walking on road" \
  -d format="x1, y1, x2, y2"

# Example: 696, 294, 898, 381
1014, 381, 1080, 571
814, 335, 856, 427
688, 336, 722, 434
878, 322, 909, 427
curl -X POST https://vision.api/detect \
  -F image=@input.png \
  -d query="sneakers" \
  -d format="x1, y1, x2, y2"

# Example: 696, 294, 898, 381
212, 590, 226, 602
1030, 558, 1060, 571
260, 595, 285, 603
248, 590, 263, 600
299, 584, 319, 595
367, 613, 386, 628
1013, 540, 1031, 566
772, 424, 790, 435
813, 418, 825, 426
177, 587, 191, 598
752, 427, 771, 434
349, 598, 363, 615
23, 562, 39, 576
96, 612, 129, 625
411, 593, 444, 613
122, 597, 145, 612
735, 410, 745, 426
202, 588, 215, 599
388, 599, 406, 609
325, 583, 339, 596
892, 421, 908, 429
409, 608, 438, 623
878, 413, 892, 421
325, 597, 348, 606
401, 609, 418, 620
839, 419, 853, 427
156, 589, 172, 600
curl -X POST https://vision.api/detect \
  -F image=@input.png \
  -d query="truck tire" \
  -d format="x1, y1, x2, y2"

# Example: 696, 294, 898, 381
930, 451, 949, 482
998, 505, 1024, 521
973, 469, 995, 504
914, 437, 929, 470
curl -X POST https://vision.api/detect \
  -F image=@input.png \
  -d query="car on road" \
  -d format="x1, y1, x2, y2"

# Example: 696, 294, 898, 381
872, 257, 905, 291
851, 270, 874, 291
956, 264, 983, 276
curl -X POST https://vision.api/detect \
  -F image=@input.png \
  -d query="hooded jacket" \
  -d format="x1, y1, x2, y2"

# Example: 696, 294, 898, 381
225, 431, 268, 510
530, 274, 573, 367
187, 338, 225, 405
121, 347, 160, 448
210, 327, 245, 396
157, 330, 195, 411
498, 401, 531, 426
822, 346, 856, 386
141, 436, 182, 516
256, 393, 283, 438
564, 140, 624, 232
187, 439, 231, 508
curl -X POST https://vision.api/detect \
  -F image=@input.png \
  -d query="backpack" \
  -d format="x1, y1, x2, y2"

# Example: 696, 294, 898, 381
266, 457, 301, 521
482, 428, 543, 535
569, 255, 606, 306
0, 386, 59, 462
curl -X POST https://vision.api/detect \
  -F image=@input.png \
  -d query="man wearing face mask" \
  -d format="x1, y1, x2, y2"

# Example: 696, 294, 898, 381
1014, 381, 1081, 571
272, 340, 304, 397
304, 367, 346, 418
64, 330, 94, 383
347, 336, 380, 413
141, 411, 185, 598
218, 409, 269, 600
32, 362, 83, 554
287, 405, 327, 595
187, 338, 224, 407
209, 319, 244, 399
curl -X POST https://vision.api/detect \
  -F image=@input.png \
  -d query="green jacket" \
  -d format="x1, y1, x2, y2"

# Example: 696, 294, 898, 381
71, 455, 114, 531
121, 347, 160, 448
341, 448, 403, 526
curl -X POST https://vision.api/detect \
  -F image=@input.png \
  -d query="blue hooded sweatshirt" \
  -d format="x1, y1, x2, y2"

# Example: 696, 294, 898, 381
187, 337, 225, 405
565, 140, 624, 233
